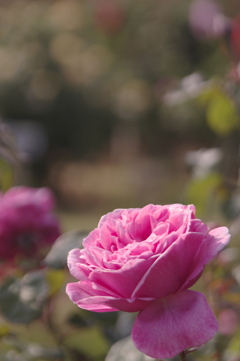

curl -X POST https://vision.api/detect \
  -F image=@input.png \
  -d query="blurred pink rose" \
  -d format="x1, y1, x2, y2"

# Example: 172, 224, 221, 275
189, 0, 230, 39
0, 187, 61, 261
95, 0, 125, 33
218, 309, 238, 335
66, 204, 230, 359
231, 16, 240, 62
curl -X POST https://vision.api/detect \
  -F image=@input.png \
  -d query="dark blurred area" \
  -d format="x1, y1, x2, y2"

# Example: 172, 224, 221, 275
0, 0, 239, 214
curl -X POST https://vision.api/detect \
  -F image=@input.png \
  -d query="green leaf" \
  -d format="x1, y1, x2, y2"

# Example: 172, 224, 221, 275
64, 326, 109, 358
206, 92, 239, 135
198, 86, 220, 104
224, 328, 240, 354
45, 269, 64, 296
0, 271, 48, 324
44, 231, 88, 269
0, 323, 10, 337
0, 158, 14, 191
185, 172, 223, 216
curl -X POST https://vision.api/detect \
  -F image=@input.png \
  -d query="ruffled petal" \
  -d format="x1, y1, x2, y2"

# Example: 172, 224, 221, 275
132, 233, 205, 299
132, 290, 218, 359
66, 281, 154, 312
66, 282, 118, 312
90, 256, 157, 298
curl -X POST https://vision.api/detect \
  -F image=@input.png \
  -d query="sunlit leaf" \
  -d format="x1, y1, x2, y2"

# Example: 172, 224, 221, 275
0, 122, 19, 192
185, 172, 223, 216
0, 158, 14, 192
64, 326, 109, 358
198, 87, 219, 104
224, 328, 240, 354
0, 323, 10, 337
206, 91, 239, 135
45, 269, 65, 297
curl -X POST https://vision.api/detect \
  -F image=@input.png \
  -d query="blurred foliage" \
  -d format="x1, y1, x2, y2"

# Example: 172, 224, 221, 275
0, 0, 233, 161
199, 87, 240, 136
185, 172, 223, 217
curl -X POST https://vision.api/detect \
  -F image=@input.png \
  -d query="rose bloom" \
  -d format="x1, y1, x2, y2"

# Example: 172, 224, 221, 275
0, 187, 61, 261
66, 204, 230, 359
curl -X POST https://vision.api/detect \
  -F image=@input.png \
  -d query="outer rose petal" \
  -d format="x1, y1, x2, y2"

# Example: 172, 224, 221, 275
132, 290, 218, 359
68, 249, 158, 299
132, 228, 230, 299
132, 233, 205, 299
179, 227, 230, 291
66, 281, 154, 312
68, 249, 88, 280
66, 282, 118, 312
208, 227, 230, 251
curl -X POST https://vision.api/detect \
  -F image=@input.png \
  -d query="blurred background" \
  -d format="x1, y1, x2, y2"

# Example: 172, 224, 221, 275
2, 0, 240, 230
1, 1, 240, 361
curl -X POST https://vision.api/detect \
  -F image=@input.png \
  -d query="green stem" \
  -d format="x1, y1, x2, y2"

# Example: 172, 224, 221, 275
179, 351, 187, 361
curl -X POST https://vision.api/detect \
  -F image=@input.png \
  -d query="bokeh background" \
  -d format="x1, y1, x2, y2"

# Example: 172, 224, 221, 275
2, 0, 240, 223
1, 0, 240, 360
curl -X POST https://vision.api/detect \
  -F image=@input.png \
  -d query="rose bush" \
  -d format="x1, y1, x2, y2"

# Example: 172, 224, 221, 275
0, 187, 61, 261
66, 204, 230, 359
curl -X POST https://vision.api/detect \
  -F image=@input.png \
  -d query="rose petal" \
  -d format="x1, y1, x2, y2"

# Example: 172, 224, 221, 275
179, 227, 230, 290
208, 227, 230, 252
132, 228, 230, 299
66, 281, 118, 312
90, 256, 157, 298
66, 281, 154, 312
132, 290, 218, 359
68, 249, 89, 280
132, 232, 205, 299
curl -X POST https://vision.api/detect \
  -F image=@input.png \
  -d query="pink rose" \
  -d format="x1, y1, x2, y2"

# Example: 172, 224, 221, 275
218, 309, 238, 335
66, 204, 230, 359
0, 187, 61, 261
